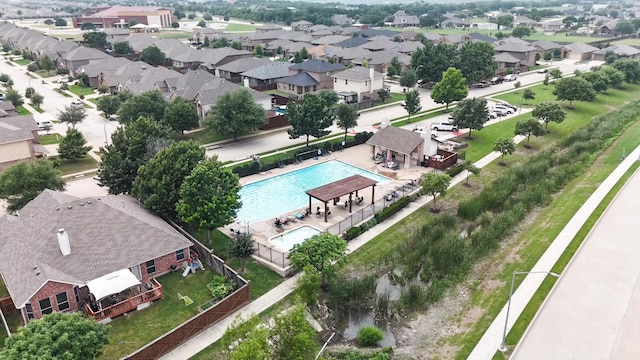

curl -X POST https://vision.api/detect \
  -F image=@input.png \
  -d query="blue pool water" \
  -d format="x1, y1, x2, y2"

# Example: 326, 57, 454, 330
236, 160, 390, 223
270, 225, 323, 251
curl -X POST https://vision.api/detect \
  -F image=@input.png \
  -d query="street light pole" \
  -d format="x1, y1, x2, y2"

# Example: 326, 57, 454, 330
499, 270, 561, 352
103, 120, 109, 146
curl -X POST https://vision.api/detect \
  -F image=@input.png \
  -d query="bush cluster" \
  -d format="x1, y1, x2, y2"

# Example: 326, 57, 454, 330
356, 325, 384, 347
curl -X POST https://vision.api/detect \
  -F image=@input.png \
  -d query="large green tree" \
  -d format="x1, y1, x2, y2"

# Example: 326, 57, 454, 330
511, 26, 531, 38
515, 118, 545, 146
399, 68, 417, 88
288, 233, 347, 285
421, 173, 451, 212
177, 157, 241, 242
612, 58, 640, 83
386, 56, 402, 77
287, 93, 336, 147
205, 88, 267, 141
83, 31, 108, 48
4, 89, 23, 107
57, 105, 87, 128
431, 67, 468, 111
335, 103, 358, 142
451, 97, 488, 138
411, 42, 459, 83
553, 76, 596, 107
581, 71, 609, 93
37, 55, 54, 74
0, 312, 109, 360
97, 95, 121, 119
133, 141, 205, 218
140, 45, 165, 66
614, 20, 635, 35
531, 102, 566, 129
113, 41, 133, 55
457, 42, 498, 85
163, 96, 200, 133
58, 128, 92, 161
97, 116, 172, 194
493, 137, 516, 165
403, 89, 422, 122
0, 160, 65, 213
116, 90, 167, 124
599, 66, 625, 88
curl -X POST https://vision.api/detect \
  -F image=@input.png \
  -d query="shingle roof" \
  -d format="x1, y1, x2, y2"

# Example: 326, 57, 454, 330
493, 43, 537, 53
289, 59, 346, 73
216, 57, 272, 73
63, 47, 110, 61
366, 125, 424, 155
494, 52, 523, 63
277, 72, 320, 86
564, 42, 598, 53
0, 115, 37, 144
531, 40, 563, 50
469, 32, 497, 43
367, 50, 411, 66
0, 191, 193, 308
360, 40, 402, 51
311, 35, 350, 45
196, 78, 272, 105
332, 66, 384, 81
241, 62, 291, 80
333, 37, 368, 48
594, 44, 640, 56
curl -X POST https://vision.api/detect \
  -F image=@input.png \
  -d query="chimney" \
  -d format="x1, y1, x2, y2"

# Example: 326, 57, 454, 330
57, 228, 71, 256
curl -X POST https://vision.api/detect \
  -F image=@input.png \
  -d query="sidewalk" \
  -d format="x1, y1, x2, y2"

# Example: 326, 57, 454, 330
468, 145, 640, 359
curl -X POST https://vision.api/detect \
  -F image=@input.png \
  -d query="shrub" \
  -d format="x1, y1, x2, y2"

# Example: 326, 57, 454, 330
328, 275, 375, 311
343, 226, 363, 241
446, 164, 465, 177
56, 68, 69, 75
208, 275, 235, 300
298, 265, 321, 306
356, 325, 384, 347
374, 196, 411, 223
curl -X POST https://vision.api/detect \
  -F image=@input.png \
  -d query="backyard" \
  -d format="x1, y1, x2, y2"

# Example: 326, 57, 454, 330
52, 156, 100, 175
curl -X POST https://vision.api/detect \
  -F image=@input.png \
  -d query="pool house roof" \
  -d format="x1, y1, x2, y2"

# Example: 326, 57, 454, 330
306, 175, 378, 222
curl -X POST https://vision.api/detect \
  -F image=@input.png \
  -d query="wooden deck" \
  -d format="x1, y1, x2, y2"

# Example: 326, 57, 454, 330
85, 278, 163, 321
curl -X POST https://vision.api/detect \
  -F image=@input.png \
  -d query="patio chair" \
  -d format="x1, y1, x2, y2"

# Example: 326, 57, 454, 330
177, 293, 193, 306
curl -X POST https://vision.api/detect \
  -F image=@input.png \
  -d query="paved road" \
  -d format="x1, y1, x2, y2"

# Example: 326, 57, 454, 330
512, 168, 640, 360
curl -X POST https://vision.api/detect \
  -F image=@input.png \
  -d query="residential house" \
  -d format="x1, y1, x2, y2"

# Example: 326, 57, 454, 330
281, 42, 314, 60
597, 20, 619, 35
395, 31, 418, 41
364, 50, 411, 75
440, 17, 471, 29
62, 47, 111, 75
291, 20, 314, 32
332, 14, 353, 26
331, 66, 385, 104
80, 57, 139, 88
191, 77, 273, 119
319, 46, 372, 67
396, 41, 424, 55
241, 62, 291, 90
256, 24, 283, 32
308, 24, 330, 33
105, 28, 130, 43
170, 47, 209, 72
122, 65, 180, 94
0, 190, 193, 324
365, 125, 426, 169
563, 42, 598, 61
392, 10, 420, 28
311, 35, 351, 46
311, 29, 336, 38
494, 52, 525, 73
288, 59, 346, 89
542, 19, 565, 33
531, 40, 566, 58
360, 39, 402, 52
276, 72, 321, 99
198, 47, 253, 73
215, 57, 273, 83
359, 29, 398, 38
333, 37, 368, 48
468, 32, 498, 43
192, 27, 221, 43
241, 30, 287, 51
592, 44, 640, 61
513, 15, 535, 28
0, 113, 46, 171
493, 38, 538, 69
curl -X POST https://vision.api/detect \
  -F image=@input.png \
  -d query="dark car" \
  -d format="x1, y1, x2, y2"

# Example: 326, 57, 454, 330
490, 77, 504, 85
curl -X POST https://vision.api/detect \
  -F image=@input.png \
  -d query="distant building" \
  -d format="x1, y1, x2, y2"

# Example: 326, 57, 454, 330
72, 6, 176, 29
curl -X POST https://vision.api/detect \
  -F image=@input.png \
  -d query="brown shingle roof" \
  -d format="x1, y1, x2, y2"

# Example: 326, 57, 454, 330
366, 125, 424, 155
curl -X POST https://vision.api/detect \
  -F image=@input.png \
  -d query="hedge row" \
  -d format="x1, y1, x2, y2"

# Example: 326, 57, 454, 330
343, 195, 416, 241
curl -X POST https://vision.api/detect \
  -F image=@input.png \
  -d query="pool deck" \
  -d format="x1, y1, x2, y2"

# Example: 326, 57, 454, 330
223, 145, 433, 272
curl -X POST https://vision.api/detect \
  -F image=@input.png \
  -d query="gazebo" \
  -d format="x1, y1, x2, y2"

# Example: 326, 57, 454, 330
305, 175, 378, 222
366, 125, 426, 169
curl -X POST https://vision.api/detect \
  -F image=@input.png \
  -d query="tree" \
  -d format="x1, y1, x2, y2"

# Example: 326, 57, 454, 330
25, 87, 35, 99
30, 93, 44, 108
253, 44, 263, 57
299, 47, 309, 59
203, 37, 211, 47
83, 31, 108, 48
377, 88, 391, 103
581, 71, 609, 93
543, 50, 553, 61
457, 41, 498, 85
203, 14, 213, 21
335, 103, 358, 142
171, 22, 180, 28
420, 172, 451, 212
188, 14, 195, 20
614, 20, 635, 35
80, 22, 96, 31
495, 15, 514, 29
57, 105, 87, 128
287, 93, 335, 147
515, 118, 545, 147
231, 41, 242, 50
431, 67, 468, 111
543, 73, 550, 87
58, 128, 92, 161
511, 26, 531, 38
403, 89, 422, 122
140, 46, 165, 66
612, 58, 640, 83
113, 41, 133, 55
0, 312, 108, 360
549, 68, 563, 83
0, 160, 65, 213
399, 69, 417, 88
532, 102, 566, 129
298, 265, 321, 306
229, 232, 255, 272
462, 162, 480, 186
522, 89, 536, 104
205, 88, 267, 142
386, 56, 402, 77
292, 52, 303, 63
411, 42, 459, 83
493, 138, 516, 165
177, 157, 241, 242
163, 96, 200, 133
451, 97, 488, 138
197, 20, 207, 27
288, 233, 347, 285
54, 18, 67, 27
44, 19, 54, 25
553, 76, 596, 107
117, 90, 167, 124
5, 89, 23, 107
599, 66, 625, 88
98, 117, 172, 194
98, 95, 121, 119
37, 55, 54, 74
133, 141, 205, 218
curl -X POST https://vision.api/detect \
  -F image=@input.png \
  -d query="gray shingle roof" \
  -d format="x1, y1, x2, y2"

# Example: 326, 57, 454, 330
63, 47, 110, 61
277, 72, 320, 87
241, 62, 291, 80
0, 115, 37, 144
0, 190, 193, 308
360, 40, 402, 51
594, 44, 640, 56
196, 78, 272, 105
289, 59, 346, 73
531, 40, 563, 50
366, 126, 424, 155
311, 35, 350, 45
564, 42, 598, 53
332, 66, 384, 81
216, 57, 272, 73
333, 37, 368, 48
494, 52, 523, 63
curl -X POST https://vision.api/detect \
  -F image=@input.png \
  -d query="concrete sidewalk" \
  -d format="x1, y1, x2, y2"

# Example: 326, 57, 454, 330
468, 146, 640, 359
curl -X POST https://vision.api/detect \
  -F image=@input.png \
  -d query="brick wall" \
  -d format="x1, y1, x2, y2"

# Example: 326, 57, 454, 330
28, 281, 77, 320
140, 247, 189, 283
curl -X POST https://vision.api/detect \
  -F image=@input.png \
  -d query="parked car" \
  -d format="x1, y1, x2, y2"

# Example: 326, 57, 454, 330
477, 81, 491, 88
490, 77, 504, 85
70, 100, 83, 108
58, 76, 69, 84
492, 105, 513, 114
487, 111, 501, 119
35, 120, 53, 130
497, 102, 518, 111
430, 121, 458, 132
538, 68, 549, 73
504, 74, 518, 82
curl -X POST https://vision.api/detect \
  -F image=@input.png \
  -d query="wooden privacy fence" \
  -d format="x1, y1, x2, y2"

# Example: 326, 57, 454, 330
0, 296, 16, 314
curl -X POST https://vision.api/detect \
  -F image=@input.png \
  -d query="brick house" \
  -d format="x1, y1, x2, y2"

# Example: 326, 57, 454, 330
0, 108, 46, 171
0, 191, 193, 324
287, 59, 346, 90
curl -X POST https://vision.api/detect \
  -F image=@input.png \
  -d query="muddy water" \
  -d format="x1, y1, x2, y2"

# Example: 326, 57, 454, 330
342, 309, 396, 347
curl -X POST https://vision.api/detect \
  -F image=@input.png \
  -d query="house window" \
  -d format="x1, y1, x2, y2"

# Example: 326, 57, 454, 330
345, 80, 348, 85
176, 249, 185, 261
313, 86, 317, 92
146, 260, 156, 274
25, 303, 34, 319
334, 78, 337, 83
39, 298, 53, 315
365, 81, 368, 86
56, 292, 69, 311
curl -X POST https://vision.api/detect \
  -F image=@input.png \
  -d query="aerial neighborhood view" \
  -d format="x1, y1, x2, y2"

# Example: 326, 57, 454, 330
0, 0, 639, 358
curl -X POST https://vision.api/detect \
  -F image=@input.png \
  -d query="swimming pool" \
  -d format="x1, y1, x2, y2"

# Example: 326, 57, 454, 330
270, 225, 323, 252
236, 160, 390, 223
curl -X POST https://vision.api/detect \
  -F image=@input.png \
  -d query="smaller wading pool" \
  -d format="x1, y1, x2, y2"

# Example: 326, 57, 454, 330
269, 225, 322, 252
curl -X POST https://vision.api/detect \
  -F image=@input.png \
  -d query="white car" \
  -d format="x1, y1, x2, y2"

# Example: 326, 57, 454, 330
503, 74, 518, 82
491, 107, 509, 116
430, 121, 458, 132
58, 76, 69, 84
492, 105, 513, 114
70, 100, 83, 108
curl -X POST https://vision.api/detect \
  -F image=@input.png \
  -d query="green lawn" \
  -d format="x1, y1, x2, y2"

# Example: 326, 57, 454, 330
31, 105, 45, 113
38, 133, 63, 145
182, 128, 234, 145
611, 38, 640, 46
54, 156, 100, 175
96, 269, 219, 360
372, 91, 404, 107
16, 106, 31, 115
13, 58, 31, 66
222, 22, 257, 32
0, 310, 23, 347
410, 27, 607, 44
68, 84, 94, 96
35, 70, 56, 78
